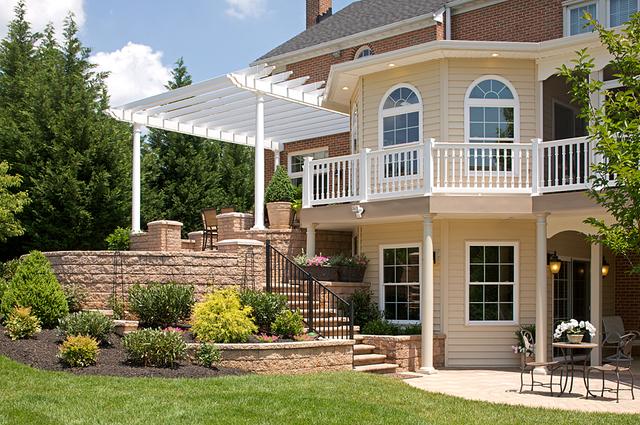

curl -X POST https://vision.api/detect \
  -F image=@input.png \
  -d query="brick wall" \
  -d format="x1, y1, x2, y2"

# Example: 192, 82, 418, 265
452, 0, 564, 42
614, 253, 640, 331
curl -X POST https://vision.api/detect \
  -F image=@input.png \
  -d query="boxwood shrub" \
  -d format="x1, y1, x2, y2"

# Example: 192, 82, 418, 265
128, 283, 194, 329
58, 311, 114, 345
271, 309, 304, 338
123, 328, 186, 368
238, 289, 287, 333
191, 288, 257, 343
58, 335, 99, 368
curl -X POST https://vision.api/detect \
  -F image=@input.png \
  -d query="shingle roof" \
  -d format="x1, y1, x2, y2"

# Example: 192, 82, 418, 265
257, 0, 444, 61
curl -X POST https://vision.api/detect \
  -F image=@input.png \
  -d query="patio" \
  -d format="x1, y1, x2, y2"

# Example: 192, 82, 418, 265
406, 361, 640, 414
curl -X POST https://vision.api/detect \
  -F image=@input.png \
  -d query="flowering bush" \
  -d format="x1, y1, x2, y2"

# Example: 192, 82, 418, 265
553, 319, 596, 340
293, 253, 369, 269
255, 333, 279, 343
306, 256, 330, 267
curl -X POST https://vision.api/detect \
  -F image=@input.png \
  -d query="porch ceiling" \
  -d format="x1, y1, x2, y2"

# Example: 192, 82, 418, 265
107, 64, 349, 151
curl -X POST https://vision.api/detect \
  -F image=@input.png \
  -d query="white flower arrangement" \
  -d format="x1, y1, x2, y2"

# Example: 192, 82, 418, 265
553, 319, 596, 340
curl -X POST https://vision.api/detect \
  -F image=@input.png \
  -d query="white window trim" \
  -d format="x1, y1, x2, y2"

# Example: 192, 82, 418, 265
354, 45, 373, 60
287, 147, 328, 183
378, 83, 423, 150
351, 103, 358, 154
564, 1, 598, 37
379, 243, 422, 325
464, 241, 520, 327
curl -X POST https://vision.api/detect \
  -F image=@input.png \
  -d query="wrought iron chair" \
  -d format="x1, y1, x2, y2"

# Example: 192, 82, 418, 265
519, 330, 564, 395
201, 208, 218, 250
586, 332, 636, 403
602, 316, 640, 352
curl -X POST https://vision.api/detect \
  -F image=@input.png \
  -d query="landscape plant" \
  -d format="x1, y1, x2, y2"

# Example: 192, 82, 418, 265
123, 328, 186, 368
191, 288, 257, 343
0, 251, 68, 328
347, 288, 381, 327
58, 335, 99, 368
107, 293, 125, 320
265, 166, 296, 203
4, 306, 41, 340
361, 318, 421, 336
61, 284, 87, 313
0, 161, 29, 243
57, 311, 114, 346
238, 289, 287, 333
128, 283, 194, 329
195, 342, 221, 369
271, 309, 304, 339
105, 227, 130, 251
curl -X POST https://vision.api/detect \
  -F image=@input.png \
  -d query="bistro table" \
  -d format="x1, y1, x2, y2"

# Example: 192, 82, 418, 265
552, 342, 599, 395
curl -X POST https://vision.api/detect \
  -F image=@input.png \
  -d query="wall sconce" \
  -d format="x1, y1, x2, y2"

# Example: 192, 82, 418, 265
548, 251, 561, 274
601, 257, 610, 278
351, 205, 364, 219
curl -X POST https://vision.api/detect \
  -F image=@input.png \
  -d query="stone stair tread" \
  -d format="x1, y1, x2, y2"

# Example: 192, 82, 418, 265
353, 344, 377, 354
354, 353, 387, 365
353, 363, 399, 373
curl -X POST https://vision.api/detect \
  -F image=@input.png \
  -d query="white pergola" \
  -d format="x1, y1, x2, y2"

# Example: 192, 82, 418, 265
108, 64, 349, 231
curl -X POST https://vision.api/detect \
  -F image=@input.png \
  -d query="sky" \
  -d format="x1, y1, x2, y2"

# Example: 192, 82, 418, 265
0, 0, 353, 106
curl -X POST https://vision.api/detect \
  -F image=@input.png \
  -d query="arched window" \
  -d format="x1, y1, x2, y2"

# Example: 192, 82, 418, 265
379, 84, 422, 148
354, 45, 373, 60
351, 104, 358, 154
465, 76, 519, 171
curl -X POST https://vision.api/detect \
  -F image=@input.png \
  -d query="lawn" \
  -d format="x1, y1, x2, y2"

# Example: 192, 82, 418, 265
0, 356, 636, 425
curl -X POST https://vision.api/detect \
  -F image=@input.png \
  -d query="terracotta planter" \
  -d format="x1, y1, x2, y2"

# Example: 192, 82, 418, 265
302, 266, 339, 281
338, 266, 366, 282
266, 202, 293, 229
567, 333, 584, 344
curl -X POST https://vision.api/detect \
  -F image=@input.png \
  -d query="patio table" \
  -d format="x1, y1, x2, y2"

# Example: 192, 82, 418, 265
552, 342, 598, 395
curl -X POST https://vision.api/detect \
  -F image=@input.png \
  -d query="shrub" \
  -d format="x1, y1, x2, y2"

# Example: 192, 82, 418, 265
105, 227, 130, 251
271, 309, 304, 338
191, 289, 257, 343
62, 284, 87, 313
255, 333, 279, 343
265, 166, 296, 203
107, 293, 125, 320
5, 306, 41, 340
58, 311, 114, 345
196, 342, 221, 368
238, 289, 287, 333
361, 318, 421, 336
348, 288, 381, 327
123, 328, 186, 368
58, 335, 99, 368
0, 251, 68, 328
128, 283, 194, 329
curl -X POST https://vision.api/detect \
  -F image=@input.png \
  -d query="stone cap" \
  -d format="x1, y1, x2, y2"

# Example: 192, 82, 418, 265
217, 239, 264, 247
217, 212, 254, 219
361, 333, 446, 341
147, 220, 183, 227
188, 231, 204, 237
186, 339, 354, 351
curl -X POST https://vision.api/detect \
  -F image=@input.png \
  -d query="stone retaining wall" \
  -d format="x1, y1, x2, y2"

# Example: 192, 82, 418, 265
44, 247, 263, 310
187, 340, 354, 374
361, 334, 446, 371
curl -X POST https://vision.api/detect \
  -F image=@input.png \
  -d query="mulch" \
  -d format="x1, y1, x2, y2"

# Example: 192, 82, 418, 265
0, 326, 246, 379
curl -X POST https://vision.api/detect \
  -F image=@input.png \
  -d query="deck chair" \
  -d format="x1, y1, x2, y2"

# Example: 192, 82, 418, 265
519, 330, 564, 395
602, 316, 640, 350
201, 208, 218, 250
586, 333, 636, 403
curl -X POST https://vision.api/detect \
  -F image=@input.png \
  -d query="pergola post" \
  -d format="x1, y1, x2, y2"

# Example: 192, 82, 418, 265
306, 223, 317, 257
590, 243, 602, 366
253, 94, 266, 230
131, 123, 142, 233
534, 213, 549, 373
420, 213, 436, 374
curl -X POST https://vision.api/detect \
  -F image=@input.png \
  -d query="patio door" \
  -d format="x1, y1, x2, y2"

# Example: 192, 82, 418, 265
552, 258, 590, 358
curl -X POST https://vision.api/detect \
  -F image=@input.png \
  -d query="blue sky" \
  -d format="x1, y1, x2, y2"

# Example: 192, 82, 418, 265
0, 0, 354, 105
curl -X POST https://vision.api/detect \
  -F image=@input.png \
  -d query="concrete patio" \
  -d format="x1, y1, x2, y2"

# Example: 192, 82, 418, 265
405, 361, 640, 414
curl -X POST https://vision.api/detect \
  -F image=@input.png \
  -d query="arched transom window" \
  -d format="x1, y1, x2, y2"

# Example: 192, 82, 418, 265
380, 85, 422, 148
465, 77, 519, 171
355, 45, 373, 60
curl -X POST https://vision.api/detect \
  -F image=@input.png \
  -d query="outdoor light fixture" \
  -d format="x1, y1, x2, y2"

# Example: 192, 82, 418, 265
351, 205, 364, 219
388, 63, 396, 67
491, 53, 500, 57
342, 86, 349, 90
602, 257, 610, 278
548, 251, 561, 274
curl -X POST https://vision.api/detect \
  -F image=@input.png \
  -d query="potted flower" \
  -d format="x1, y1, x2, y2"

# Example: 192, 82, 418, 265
336, 254, 369, 282
553, 319, 596, 344
265, 166, 296, 229
294, 253, 338, 281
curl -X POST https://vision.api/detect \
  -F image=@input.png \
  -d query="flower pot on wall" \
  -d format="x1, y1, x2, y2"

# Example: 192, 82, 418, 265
302, 266, 339, 282
266, 202, 293, 229
338, 266, 366, 282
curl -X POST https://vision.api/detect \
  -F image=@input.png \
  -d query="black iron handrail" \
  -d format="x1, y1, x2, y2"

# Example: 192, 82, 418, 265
266, 240, 354, 339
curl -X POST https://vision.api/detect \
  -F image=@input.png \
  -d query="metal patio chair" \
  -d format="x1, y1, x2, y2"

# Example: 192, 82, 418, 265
201, 208, 218, 250
519, 330, 564, 395
602, 316, 640, 352
586, 333, 636, 403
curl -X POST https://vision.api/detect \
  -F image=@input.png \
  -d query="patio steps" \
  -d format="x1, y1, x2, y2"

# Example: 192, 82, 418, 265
352, 338, 399, 374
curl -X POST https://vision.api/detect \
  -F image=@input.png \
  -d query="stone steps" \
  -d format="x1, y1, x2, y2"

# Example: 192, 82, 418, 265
354, 344, 376, 355
354, 353, 388, 366
353, 363, 399, 374
352, 338, 399, 374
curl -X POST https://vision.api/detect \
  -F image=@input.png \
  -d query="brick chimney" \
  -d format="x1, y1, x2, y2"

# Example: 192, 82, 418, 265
306, 0, 332, 28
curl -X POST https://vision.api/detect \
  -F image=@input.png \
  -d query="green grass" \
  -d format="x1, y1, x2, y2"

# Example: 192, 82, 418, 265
0, 356, 636, 425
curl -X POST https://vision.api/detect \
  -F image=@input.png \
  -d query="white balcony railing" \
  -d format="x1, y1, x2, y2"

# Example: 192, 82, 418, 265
302, 137, 597, 208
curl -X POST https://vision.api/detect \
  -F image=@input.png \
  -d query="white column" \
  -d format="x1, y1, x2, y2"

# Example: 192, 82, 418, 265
131, 123, 142, 233
590, 243, 603, 366
253, 94, 265, 230
420, 214, 436, 374
535, 213, 549, 373
306, 224, 317, 257
274, 149, 280, 169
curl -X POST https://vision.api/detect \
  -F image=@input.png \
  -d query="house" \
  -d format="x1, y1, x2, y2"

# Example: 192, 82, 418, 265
109, 0, 639, 371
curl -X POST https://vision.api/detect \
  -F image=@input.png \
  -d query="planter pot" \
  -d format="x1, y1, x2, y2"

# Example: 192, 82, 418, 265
567, 333, 584, 344
302, 266, 339, 281
266, 202, 293, 229
338, 266, 366, 282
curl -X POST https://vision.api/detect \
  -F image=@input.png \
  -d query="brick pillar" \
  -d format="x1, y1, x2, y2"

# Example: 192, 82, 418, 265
615, 253, 640, 331
147, 220, 183, 251
306, 0, 332, 28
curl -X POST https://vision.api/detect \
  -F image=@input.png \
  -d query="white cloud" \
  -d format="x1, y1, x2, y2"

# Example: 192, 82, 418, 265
90, 42, 172, 107
225, 0, 268, 19
0, 0, 85, 38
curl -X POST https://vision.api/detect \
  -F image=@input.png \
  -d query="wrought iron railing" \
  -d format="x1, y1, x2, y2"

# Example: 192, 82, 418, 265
265, 240, 354, 339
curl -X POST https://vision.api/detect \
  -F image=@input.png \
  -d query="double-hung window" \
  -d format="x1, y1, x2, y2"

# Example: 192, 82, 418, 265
288, 149, 328, 187
565, 1, 638, 36
381, 245, 421, 323
567, 2, 597, 35
467, 242, 518, 324
610, 0, 639, 27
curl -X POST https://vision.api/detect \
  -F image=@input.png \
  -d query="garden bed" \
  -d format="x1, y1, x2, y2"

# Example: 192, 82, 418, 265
0, 327, 245, 378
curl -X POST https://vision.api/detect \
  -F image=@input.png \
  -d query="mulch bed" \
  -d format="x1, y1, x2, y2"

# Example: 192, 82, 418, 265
0, 326, 246, 379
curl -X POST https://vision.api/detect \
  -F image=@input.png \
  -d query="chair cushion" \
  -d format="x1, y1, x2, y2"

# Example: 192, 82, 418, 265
525, 361, 559, 367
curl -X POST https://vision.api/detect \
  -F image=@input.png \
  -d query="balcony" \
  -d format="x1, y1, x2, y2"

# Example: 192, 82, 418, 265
302, 137, 600, 208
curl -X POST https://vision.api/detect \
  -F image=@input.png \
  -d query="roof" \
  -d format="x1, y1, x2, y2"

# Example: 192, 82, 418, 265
107, 64, 349, 151
257, 0, 444, 61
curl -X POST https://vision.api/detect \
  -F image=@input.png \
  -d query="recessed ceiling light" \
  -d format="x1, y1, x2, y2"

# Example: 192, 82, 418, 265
491, 53, 500, 57
342, 86, 349, 90
388, 63, 396, 67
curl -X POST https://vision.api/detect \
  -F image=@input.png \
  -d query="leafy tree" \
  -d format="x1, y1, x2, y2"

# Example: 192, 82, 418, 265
0, 162, 29, 242
559, 14, 640, 271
